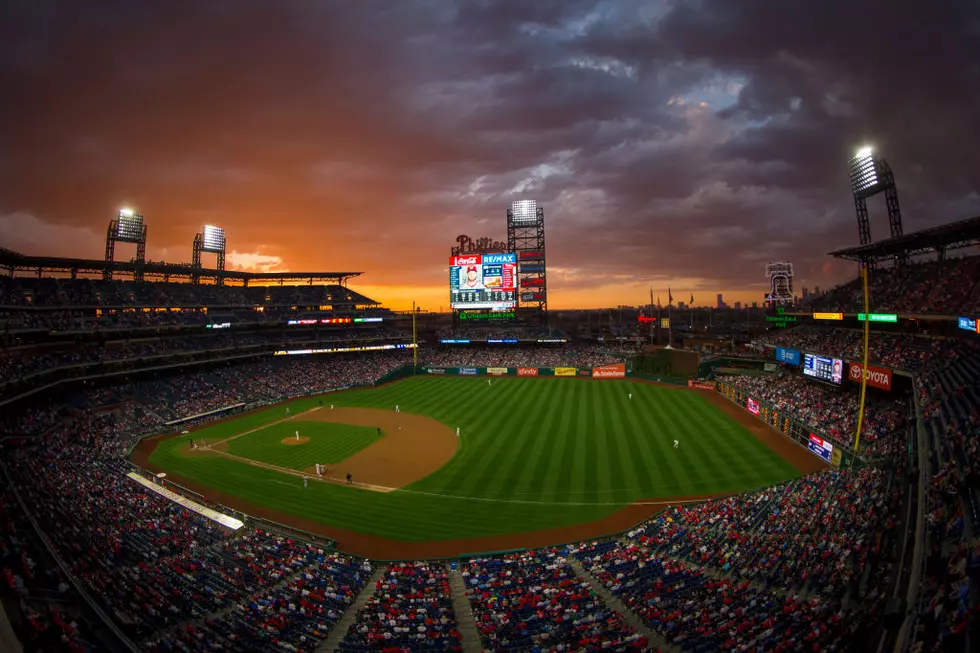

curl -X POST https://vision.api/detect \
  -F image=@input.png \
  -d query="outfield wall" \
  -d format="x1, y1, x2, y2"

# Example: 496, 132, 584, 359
419, 363, 627, 379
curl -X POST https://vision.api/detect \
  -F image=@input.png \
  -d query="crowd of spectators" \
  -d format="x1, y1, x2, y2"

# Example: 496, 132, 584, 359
759, 326, 961, 372
808, 255, 980, 315
0, 277, 378, 309
574, 467, 897, 651
423, 343, 636, 369
912, 340, 980, 651
340, 562, 462, 651
461, 549, 644, 651
716, 370, 907, 454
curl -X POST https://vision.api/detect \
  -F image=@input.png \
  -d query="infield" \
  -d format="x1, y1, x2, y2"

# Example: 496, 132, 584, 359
134, 376, 824, 558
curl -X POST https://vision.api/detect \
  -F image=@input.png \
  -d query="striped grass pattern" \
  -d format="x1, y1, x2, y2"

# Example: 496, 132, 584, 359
148, 377, 800, 543
226, 421, 380, 469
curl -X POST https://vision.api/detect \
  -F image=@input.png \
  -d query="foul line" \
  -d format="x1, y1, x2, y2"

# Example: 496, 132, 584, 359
199, 445, 394, 493
209, 406, 321, 448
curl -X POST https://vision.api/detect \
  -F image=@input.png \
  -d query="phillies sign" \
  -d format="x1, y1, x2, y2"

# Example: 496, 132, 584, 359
746, 398, 761, 415
455, 235, 508, 253
847, 362, 892, 391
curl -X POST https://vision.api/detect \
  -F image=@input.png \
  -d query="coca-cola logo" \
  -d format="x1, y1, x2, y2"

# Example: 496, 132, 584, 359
455, 235, 508, 253
452, 255, 480, 266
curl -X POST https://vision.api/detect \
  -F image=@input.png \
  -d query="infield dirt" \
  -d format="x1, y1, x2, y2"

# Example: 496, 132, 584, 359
131, 380, 827, 559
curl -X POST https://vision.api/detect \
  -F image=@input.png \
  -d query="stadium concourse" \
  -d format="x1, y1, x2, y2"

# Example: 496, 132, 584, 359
0, 267, 977, 653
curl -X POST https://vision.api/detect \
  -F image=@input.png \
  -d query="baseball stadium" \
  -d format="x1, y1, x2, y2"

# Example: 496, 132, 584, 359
3, 179, 980, 653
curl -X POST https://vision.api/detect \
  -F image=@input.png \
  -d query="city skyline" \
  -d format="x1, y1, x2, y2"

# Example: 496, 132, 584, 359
2, 1, 979, 311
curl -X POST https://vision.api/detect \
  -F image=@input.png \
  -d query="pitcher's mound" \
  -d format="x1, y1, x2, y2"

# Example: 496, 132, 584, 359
281, 437, 310, 446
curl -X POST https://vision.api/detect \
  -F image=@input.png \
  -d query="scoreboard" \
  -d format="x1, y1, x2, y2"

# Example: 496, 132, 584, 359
802, 353, 843, 384
450, 253, 517, 310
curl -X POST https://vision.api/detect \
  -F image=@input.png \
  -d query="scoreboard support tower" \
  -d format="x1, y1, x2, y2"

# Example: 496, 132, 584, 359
507, 200, 547, 326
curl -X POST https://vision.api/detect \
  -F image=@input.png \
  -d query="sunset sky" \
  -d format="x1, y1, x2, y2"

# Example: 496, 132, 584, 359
2, 0, 979, 311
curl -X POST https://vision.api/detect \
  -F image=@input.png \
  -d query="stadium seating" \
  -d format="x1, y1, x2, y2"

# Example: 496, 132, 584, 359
460, 549, 644, 651
339, 562, 463, 651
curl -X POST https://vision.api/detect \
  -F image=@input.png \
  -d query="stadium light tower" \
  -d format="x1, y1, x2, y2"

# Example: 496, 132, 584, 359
105, 208, 147, 281
192, 224, 227, 284
847, 145, 905, 248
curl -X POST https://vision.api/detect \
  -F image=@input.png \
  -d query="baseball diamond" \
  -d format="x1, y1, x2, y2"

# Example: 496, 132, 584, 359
133, 375, 822, 558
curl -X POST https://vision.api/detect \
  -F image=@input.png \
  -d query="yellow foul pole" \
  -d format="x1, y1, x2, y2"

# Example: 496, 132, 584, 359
412, 302, 418, 371
853, 265, 871, 452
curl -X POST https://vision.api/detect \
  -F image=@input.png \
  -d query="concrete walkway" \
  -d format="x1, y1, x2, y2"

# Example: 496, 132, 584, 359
316, 565, 387, 653
568, 558, 682, 653
447, 566, 483, 653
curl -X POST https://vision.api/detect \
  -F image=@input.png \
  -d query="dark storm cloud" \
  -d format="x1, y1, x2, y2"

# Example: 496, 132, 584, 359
1, 0, 979, 304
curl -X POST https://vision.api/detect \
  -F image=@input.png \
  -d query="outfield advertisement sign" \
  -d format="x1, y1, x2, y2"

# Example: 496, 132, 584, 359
847, 361, 893, 391
746, 397, 761, 416
775, 347, 801, 366
517, 367, 538, 377
487, 367, 508, 376
593, 363, 626, 379
458, 368, 478, 376
554, 367, 577, 377
688, 380, 717, 390
426, 368, 446, 375
807, 434, 834, 463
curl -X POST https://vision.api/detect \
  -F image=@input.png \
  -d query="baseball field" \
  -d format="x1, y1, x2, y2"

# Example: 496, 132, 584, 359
133, 376, 824, 558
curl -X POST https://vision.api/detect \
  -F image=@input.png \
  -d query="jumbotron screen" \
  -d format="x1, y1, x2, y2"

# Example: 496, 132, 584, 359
802, 353, 844, 384
449, 253, 516, 310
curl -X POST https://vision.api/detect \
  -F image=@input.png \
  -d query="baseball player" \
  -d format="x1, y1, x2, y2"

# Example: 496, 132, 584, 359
295, 430, 300, 441
395, 405, 400, 413
303, 476, 309, 488
456, 427, 460, 437
629, 393, 632, 400
674, 439, 679, 449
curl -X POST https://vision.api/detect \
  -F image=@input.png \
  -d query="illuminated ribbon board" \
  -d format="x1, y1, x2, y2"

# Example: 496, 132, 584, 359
812, 312, 844, 320
857, 313, 898, 322
273, 343, 417, 356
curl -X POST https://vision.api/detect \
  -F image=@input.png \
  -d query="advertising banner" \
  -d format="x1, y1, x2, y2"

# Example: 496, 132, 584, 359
812, 312, 844, 320
763, 363, 777, 372
487, 367, 508, 376
830, 448, 842, 468
426, 368, 446, 375
688, 380, 717, 390
554, 367, 577, 377
847, 361, 893, 391
958, 316, 978, 332
746, 397, 761, 415
459, 368, 478, 376
517, 367, 539, 377
592, 363, 627, 379
578, 369, 591, 377
775, 347, 801, 366
807, 434, 834, 463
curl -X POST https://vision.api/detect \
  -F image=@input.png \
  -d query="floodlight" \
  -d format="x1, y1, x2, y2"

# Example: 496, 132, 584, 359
115, 210, 145, 242
848, 148, 879, 195
201, 224, 226, 252
510, 199, 538, 224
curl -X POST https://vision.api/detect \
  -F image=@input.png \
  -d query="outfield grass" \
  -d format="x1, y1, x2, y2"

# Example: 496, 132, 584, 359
225, 421, 380, 470
147, 377, 802, 543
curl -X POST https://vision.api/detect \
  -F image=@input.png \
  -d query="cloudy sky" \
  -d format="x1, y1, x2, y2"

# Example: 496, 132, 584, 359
2, 0, 979, 310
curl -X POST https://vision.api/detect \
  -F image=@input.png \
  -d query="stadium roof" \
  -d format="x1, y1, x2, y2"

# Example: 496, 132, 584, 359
829, 215, 980, 262
0, 248, 363, 286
